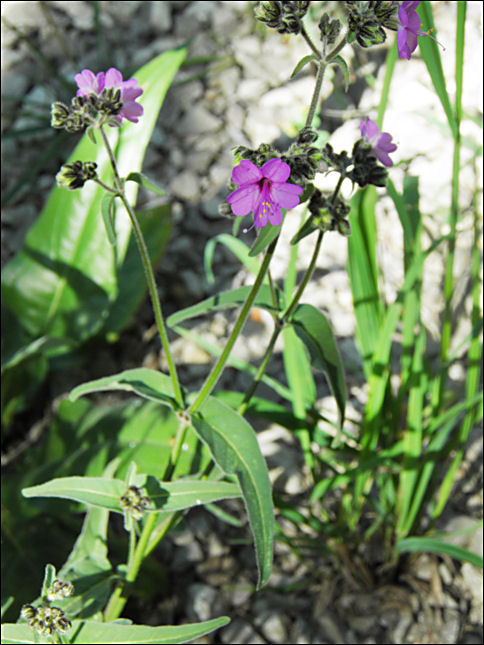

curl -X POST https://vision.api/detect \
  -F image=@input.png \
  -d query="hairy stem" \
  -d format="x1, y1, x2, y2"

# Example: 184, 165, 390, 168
98, 126, 184, 409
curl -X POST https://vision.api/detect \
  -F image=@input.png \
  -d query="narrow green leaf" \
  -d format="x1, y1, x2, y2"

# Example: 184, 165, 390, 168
22, 476, 241, 514
69, 367, 181, 409
101, 193, 117, 246
125, 171, 166, 196
41, 563, 56, 601
330, 55, 349, 91
190, 397, 274, 588
290, 54, 317, 78
290, 216, 318, 245
0, 616, 231, 645
248, 224, 281, 257
282, 325, 316, 467
166, 285, 285, 327
347, 188, 383, 374
418, 1, 457, 137
204, 234, 260, 284
290, 304, 346, 431
396, 536, 483, 569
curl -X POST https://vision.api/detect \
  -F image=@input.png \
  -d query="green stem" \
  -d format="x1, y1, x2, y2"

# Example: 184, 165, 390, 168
98, 126, 184, 409
301, 24, 322, 60
239, 230, 325, 412
238, 324, 281, 415
305, 62, 326, 128
104, 512, 157, 621
283, 230, 324, 321
189, 236, 279, 414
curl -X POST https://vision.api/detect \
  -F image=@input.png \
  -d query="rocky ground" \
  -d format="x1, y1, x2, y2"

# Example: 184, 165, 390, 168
1, 1, 483, 643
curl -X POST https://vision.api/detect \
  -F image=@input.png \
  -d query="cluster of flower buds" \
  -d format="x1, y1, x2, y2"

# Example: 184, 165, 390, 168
318, 13, 342, 45
254, 1, 310, 35
281, 127, 326, 184
120, 485, 151, 520
47, 578, 75, 602
322, 134, 390, 190
345, 1, 398, 48
308, 189, 351, 237
51, 87, 124, 133
21, 604, 72, 637
349, 139, 389, 187
56, 160, 98, 190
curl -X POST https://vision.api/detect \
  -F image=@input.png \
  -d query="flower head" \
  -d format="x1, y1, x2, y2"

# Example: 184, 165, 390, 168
226, 158, 303, 230
360, 118, 397, 167
74, 67, 143, 124
397, 1, 443, 60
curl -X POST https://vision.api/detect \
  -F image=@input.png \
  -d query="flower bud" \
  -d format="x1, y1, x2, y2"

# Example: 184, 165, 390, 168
120, 485, 151, 520
56, 160, 98, 190
319, 13, 342, 45
51, 102, 70, 129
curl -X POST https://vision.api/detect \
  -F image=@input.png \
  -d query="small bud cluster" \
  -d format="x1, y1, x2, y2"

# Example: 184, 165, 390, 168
322, 141, 388, 189
21, 604, 72, 637
47, 578, 75, 602
349, 139, 388, 187
120, 485, 151, 520
308, 190, 351, 236
345, 0, 398, 48
318, 13, 342, 45
56, 160, 98, 190
51, 87, 123, 133
254, 1, 310, 35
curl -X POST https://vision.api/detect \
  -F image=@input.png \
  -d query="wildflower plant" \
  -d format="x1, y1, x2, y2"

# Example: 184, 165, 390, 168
2, 1, 482, 643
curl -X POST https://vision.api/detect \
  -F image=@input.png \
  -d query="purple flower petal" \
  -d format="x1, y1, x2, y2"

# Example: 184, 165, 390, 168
120, 102, 144, 122
104, 67, 124, 88
227, 185, 260, 216
232, 159, 262, 186
261, 158, 290, 183
269, 205, 283, 226
269, 182, 303, 209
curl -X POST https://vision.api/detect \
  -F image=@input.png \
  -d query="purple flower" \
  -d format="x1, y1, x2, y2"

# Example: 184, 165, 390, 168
360, 118, 397, 167
397, 1, 443, 60
226, 159, 303, 230
74, 67, 143, 124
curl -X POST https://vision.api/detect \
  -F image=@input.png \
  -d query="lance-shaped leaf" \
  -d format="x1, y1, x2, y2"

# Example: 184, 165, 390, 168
22, 475, 241, 514
167, 285, 285, 327
190, 396, 274, 589
290, 304, 346, 431
69, 368, 181, 409
125, 171, 166, 196
248, 222, 281, 257
0, 616, 231, 645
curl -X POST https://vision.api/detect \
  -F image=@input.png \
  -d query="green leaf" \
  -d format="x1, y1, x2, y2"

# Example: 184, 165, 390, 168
2, 47, 187, 345
167, 285, 284, 327
190, 397, 274, 589
290, 215, 318, 245
125, 171, 166, 196
0, 616, 231, 645
103, 205, 172, 335
101, 193, 117, 246
248, 224, 281, 257
69, 368, 181, 410
330, 55, 349, 92
22, 475, 241, 514
396, 536, 483, 569
204, 234, 260, 284
290, 304, 346, 431
290, 54, 317, 78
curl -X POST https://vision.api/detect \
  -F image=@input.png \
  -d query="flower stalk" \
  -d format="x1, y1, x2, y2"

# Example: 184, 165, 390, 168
98, 127, 184, 409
